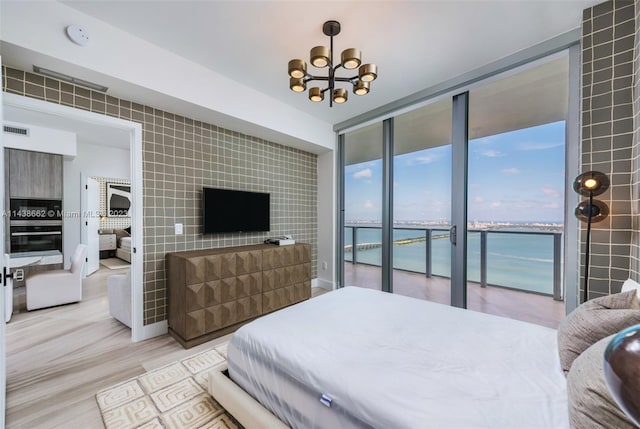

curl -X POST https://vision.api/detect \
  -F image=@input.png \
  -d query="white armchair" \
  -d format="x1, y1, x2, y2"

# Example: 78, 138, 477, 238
108, 269, 131, 328
26, 244, 88, 311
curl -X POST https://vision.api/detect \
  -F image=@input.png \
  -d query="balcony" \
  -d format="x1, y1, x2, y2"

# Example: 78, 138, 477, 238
344, 225, 565, 328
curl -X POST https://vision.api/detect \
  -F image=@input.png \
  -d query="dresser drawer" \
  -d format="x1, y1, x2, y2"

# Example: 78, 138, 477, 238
99, 234, 117, 251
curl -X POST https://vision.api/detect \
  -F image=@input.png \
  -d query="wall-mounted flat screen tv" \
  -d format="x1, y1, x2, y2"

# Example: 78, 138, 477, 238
203, 187, 270, 233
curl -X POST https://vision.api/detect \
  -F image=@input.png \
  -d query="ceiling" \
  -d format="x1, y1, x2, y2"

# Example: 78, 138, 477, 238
344, 54, 569, 165
53, 0, 597, 127
0, 0, 600, 154
4, 104, 130, 149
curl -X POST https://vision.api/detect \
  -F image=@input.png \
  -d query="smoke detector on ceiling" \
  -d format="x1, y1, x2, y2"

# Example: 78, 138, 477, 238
66, 25, 90, 47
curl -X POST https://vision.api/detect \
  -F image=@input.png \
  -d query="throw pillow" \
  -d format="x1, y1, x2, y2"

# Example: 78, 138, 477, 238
567, 335, 636, 429
557, 290, 640, 374
621, 278, 640, 308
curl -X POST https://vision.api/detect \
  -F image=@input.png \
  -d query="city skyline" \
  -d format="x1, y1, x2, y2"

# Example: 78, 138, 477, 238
345, 120, 566, 223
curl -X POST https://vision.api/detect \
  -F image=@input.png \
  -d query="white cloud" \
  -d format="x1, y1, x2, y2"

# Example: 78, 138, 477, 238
541, 185, 561, 198
543, 202, 560, 209
501, 168, 520, 175
474, 196, 484, 203
364, 200, 374, 209
353, 168, 372, 179
490, 202, 502, 208
517, 142, 563, 151
481, 149, 503, 158
408, 154, 438, 165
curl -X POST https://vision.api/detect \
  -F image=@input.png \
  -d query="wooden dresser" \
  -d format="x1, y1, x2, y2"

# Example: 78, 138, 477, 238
166, 243, 311, 348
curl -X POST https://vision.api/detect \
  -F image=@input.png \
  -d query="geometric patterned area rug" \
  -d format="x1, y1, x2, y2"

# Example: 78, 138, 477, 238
96, 343, 240, 429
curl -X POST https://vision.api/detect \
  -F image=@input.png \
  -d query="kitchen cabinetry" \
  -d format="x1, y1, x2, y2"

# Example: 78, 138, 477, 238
6, 148, 63, 199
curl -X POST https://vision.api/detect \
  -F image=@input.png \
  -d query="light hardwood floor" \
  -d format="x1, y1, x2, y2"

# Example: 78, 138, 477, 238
5, 267, 234, 429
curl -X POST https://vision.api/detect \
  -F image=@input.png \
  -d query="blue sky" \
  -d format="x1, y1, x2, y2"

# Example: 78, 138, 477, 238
345, 120, 566, 223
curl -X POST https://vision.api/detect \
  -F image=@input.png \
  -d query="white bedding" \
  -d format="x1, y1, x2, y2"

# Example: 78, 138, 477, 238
228, 286, 568, 429
119, 236, 132, 251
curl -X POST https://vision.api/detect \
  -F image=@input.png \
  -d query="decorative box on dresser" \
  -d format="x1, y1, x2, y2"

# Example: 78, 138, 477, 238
166, 243, 311, 348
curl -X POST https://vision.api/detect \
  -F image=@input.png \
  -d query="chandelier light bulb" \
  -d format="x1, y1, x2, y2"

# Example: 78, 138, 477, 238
288, 59, 307, 78
359, 63, 378, 82
289, 77, 306, 92
309, 87, 324, 102
354, 80, 369, 95
333, 88, 348, 104
341, 48, 361, 70
310, 46, 330, 68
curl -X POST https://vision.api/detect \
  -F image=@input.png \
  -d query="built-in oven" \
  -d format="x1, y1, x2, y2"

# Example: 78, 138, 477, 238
10, 221, 63, 253
10, 198, 62, 221
9, 199, 63, 253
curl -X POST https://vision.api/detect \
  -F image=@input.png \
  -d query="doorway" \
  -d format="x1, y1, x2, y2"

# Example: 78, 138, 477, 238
2, 92, 145, 341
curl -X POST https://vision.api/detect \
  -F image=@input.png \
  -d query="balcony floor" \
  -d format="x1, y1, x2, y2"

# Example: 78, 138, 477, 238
344, 262, 565, 329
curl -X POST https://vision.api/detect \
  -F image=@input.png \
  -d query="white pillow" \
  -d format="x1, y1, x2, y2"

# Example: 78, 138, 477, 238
621, 278, 640, 303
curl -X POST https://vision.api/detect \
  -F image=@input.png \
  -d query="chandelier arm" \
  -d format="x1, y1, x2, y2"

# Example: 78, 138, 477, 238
334, 76, 359, 83
305, 76, 330, 82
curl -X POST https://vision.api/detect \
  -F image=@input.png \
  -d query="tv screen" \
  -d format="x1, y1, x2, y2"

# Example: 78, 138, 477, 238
203, 188, 270, 233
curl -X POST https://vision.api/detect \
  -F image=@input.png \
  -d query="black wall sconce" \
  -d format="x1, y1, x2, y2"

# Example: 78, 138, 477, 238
573, 171, 609, 303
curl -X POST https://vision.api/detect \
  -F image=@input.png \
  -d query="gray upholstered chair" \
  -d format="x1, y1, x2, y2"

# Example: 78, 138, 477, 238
26, 244, 88, 311
108, 269, 131, 327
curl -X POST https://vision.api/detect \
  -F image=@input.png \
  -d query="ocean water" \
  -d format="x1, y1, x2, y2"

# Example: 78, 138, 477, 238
344, 227, 558, 294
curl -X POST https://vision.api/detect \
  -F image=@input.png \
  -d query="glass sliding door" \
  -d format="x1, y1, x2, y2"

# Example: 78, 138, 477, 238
342, 123, 383, 290
466, 54, 568, 327
392, 98, 453, 305
337, 51, 573, 329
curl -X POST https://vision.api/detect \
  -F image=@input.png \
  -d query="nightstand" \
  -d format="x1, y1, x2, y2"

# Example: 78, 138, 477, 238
99, 234, 117, 259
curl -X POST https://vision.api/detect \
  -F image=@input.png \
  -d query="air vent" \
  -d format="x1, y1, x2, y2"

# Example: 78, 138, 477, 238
3, 125, 29, 137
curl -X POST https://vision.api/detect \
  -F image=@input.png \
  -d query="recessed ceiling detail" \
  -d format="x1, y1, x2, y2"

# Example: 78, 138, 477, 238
33, 66, 108, 92
287, 20, 378, 107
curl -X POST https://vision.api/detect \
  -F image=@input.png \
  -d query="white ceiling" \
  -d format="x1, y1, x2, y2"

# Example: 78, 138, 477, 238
4, 104, 130, 149
345, 54, 569, 164
56, 0, 597, 126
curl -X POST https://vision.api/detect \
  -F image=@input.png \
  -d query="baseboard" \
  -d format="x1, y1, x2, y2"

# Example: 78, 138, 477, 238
134, 320, 168, 342
312, 278, 334, 291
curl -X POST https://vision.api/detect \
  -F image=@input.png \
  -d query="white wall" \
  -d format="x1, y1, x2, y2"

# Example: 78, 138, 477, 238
316, 150, 335, 290
4, 121, 77, 157
63, 141, 129, 268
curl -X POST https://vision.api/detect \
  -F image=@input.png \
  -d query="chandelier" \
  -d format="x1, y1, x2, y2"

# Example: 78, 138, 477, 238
287, 20, 378, 107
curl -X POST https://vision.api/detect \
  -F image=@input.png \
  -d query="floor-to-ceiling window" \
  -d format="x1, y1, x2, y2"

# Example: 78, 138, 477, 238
338, 51, 572, 328
343, 122, 383, 290
392, 98, 453, 305
466, 55, 568, 325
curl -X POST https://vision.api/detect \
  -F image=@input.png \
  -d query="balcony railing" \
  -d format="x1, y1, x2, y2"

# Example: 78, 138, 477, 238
344, 225, 563, 300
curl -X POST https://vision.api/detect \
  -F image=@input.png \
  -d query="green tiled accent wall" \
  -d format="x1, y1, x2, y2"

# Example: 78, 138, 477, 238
2, 66, 318, 325
581, 0, 637, 299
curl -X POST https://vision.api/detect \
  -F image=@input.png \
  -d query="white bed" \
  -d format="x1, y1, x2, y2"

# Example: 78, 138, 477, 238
116, 236, 131, 263
226, 286, 568, 429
